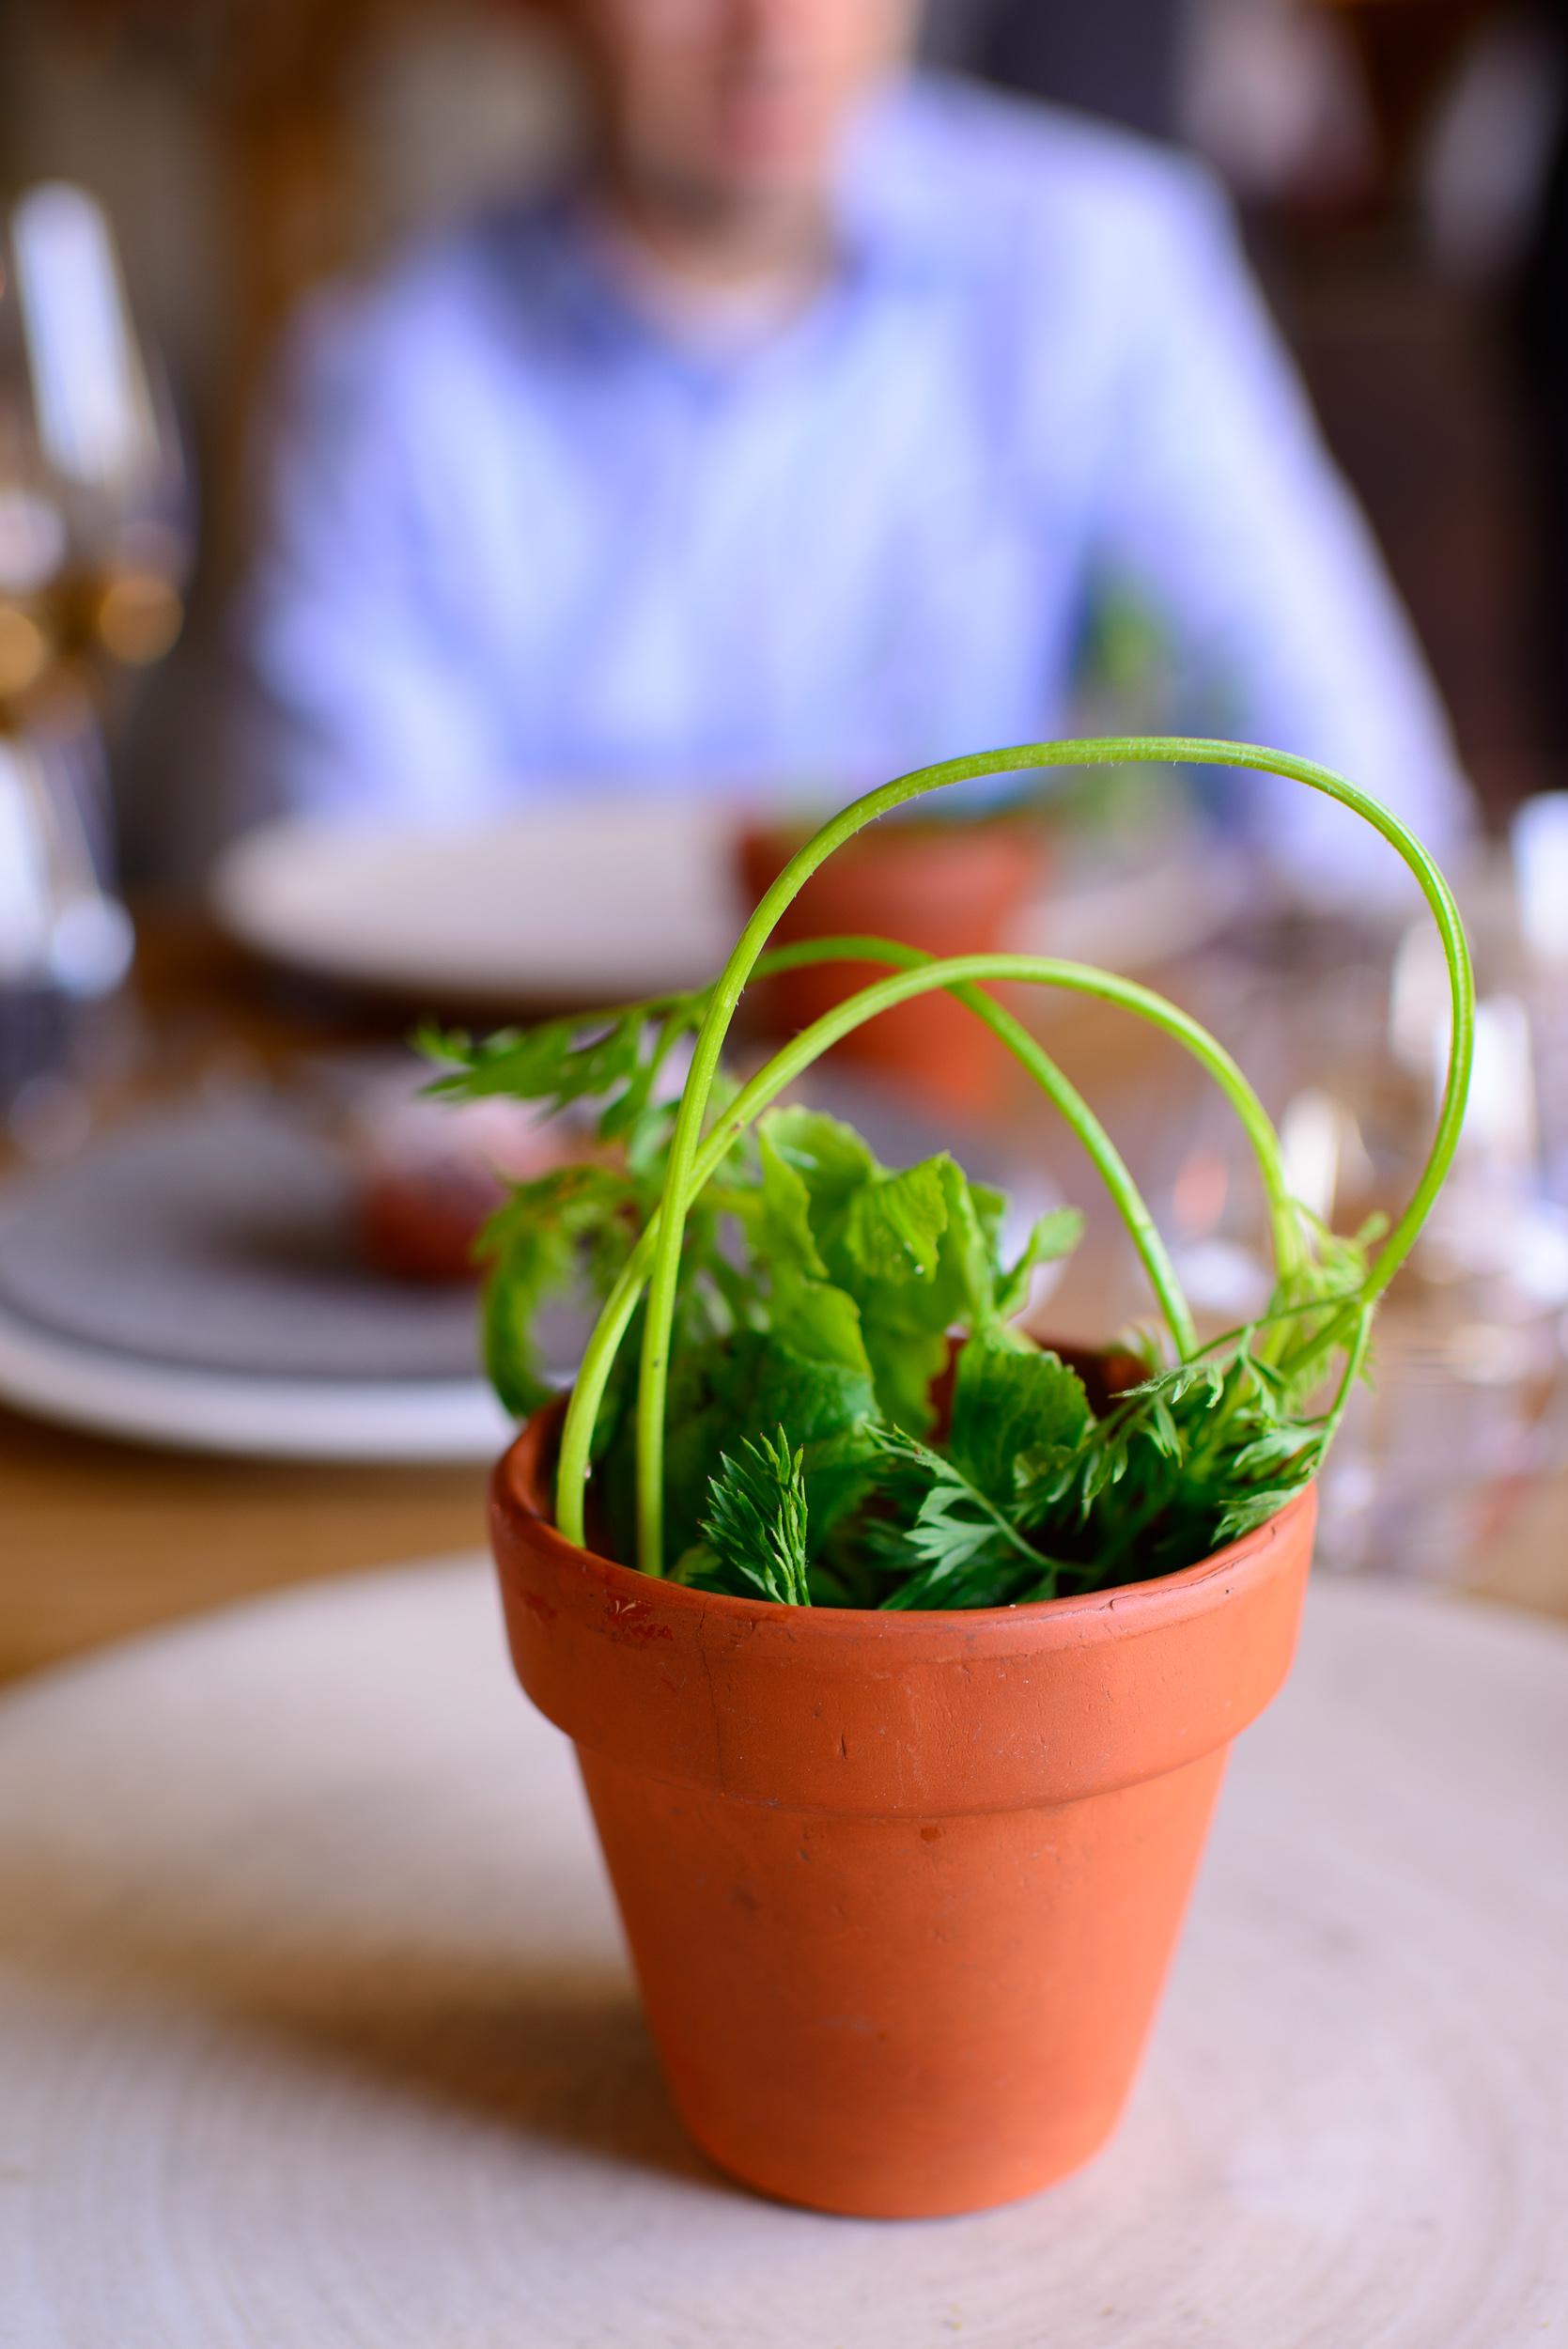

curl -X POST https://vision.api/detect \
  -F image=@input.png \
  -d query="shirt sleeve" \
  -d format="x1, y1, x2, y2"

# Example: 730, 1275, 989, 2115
234, 285, 514, 828
1091, 160, 1477, 908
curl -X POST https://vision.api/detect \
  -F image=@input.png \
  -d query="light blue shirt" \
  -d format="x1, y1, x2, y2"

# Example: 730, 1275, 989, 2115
241, 71, 1472, 904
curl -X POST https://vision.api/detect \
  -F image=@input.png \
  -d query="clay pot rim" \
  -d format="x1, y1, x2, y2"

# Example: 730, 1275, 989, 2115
499, 1398, 1313, 1645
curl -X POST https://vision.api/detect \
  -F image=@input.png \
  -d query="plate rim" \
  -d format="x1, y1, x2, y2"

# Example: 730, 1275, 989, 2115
0, 1293, 517, 1462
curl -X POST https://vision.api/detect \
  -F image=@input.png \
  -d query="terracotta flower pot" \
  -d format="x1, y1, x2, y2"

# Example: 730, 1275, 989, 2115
489, 1406, 1316, 2218
737, 819, 1046, 1112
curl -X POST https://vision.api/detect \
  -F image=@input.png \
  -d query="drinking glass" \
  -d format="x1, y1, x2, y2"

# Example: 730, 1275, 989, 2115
0, 181, 193, 1116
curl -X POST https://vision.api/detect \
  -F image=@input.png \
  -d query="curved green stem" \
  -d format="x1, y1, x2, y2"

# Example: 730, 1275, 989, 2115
617, 736, 1469, 1574
559, 945, 1297, 1549
753, 938, 1195, 1346
754, 932, 1304, 1294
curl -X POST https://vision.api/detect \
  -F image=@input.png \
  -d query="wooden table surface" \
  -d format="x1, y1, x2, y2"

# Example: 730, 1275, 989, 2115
3, 909, 1565, 1689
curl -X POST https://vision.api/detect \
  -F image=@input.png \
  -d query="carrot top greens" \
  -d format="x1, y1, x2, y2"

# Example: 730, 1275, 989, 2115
426, 737, 1474, 1608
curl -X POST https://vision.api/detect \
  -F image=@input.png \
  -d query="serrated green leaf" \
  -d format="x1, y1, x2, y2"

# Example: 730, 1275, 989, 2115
842, 1158, 949, 1282
935, 1158, 1001, 1331
1212, 1485, 1308, 1544
780, 1279, 873, 1374
475, 1164, 638, 1418
831, 1159, 997, 1433
1159, 1360, 1225, 1408
1011, 1438, 1082, 1518
947, 1333, 1093, 1508
1147, 1394, 1182, 1458
863, 1422, 1042, 1598
1230, 1425, 1319, 1475
424, 1008, 640, 1111
761, 1105, 879, 1201
419, 993, 712, 1162
612, 1328, 877, 1571
756, 1129, 829, 1285
969, 1177, 1008, 1259
748, 1130, 871, 1374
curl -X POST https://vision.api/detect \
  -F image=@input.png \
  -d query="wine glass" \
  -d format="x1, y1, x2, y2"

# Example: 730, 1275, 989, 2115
0, 180, 194, 1120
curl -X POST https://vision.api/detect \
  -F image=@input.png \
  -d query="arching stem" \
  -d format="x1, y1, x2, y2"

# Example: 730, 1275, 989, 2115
614, 737, 1469, 1575
558, 944, 1297, 1551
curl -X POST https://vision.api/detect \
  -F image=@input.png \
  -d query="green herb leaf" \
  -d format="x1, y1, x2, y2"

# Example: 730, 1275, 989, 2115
1212, 1474, 1317, 1544
755, 1128, 830, 1284
440, 1008, 1343, 1606
750, 1128, 873, 1375
842, 1157, 948, 1283
994, 1206, 1087, 1320
475, 1165, 638, 1418
761, 1106, 878, 1205
756, 1112, 986, 1432
700, 1427, 812, 1606
833, 1159, 994, 1433
603, 1326, 878, 1571
864, 1422, 1044, 1608
947, 1332, 1093, 1508
779, 1279, 872, 1373
419, 992, 710, 1159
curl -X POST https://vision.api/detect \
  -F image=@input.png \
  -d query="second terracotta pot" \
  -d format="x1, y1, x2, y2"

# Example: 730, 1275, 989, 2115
491, 1408, 1315, 2218
737, 818, 1045, 1112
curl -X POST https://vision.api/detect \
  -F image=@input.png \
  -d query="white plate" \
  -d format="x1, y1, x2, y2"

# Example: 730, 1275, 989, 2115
210, 803, 1250, 1007
1, 1563, 1562, 2345
211, 800, 750, 1004
0, 1299, 514, 1460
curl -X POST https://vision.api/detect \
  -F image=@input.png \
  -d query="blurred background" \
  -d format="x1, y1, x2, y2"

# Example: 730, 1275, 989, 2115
1, 0, 1562, 883
7, 0, 1568, 1654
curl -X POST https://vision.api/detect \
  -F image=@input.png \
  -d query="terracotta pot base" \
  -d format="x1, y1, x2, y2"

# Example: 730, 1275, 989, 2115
490, 1408, 1315, 2217
579, 1742, 1229, 2216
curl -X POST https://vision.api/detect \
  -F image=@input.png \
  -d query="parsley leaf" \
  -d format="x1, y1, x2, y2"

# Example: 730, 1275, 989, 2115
947, 1332, 1093, 1508
419, 993, 708, 1165
862, 1423, 1070, 1609
476, 1165, 637, 1417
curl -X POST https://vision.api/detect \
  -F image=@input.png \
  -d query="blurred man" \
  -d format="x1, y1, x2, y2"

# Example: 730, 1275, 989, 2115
240, 0, 1472, 905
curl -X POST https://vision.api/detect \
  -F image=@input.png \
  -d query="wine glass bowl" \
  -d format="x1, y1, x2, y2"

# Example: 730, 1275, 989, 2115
0, 181, 193, 1113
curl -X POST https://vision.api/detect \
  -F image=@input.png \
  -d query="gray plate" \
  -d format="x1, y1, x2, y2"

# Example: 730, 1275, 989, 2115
0, 1095, 551, 1381
0, 1094, 553, 1458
